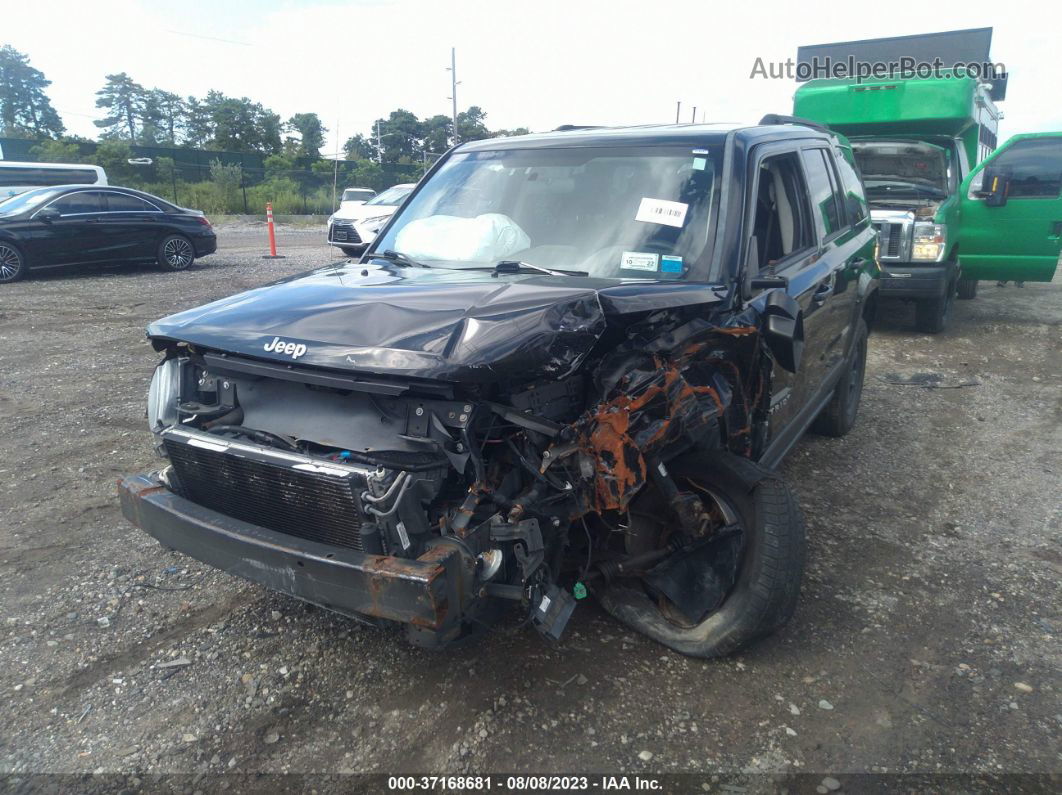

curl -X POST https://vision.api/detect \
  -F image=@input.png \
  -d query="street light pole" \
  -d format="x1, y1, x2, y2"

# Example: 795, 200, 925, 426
447, 47, 460, 145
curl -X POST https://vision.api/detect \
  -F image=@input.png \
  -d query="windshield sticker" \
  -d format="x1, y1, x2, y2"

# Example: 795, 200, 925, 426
620, 251, 660, 272
692, 157, 707, 171
635, 198, 688, 228
660, 255, 683, 273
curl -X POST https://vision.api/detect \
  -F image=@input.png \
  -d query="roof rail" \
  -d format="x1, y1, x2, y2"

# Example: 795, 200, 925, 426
758, 114, 831, 133
552, 125, 604, 132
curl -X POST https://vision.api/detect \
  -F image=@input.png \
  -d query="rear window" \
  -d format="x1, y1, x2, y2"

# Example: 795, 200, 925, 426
105, 193, 159, 212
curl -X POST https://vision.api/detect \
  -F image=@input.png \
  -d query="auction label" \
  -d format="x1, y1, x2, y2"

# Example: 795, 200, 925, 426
387, 774, 663, 791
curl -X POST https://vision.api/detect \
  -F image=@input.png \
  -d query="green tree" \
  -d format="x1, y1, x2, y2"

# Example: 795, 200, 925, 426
287, 112, 326, 158
145, 89, 185, 145
456, 106, 489, 143
29, 138, 83, 162
376, 109, 423, 163
422, 114, 453, 155
206, 91, 282, 154
92, 139, 137, 183
491, 126, 531, 138
342, 133, 376, 161
94, 72, 145, 142
0, 45, 65, 138
209, 158, 242, 207
182, 96, 212, 148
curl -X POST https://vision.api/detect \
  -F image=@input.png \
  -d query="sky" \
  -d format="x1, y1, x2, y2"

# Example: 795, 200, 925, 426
4, 0, 1061, 154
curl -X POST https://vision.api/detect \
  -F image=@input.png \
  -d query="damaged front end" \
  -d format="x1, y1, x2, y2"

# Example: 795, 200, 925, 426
121, 269, 790, 650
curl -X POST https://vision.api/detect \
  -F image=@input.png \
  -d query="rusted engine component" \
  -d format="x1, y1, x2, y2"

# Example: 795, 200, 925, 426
562, 316, 765, 514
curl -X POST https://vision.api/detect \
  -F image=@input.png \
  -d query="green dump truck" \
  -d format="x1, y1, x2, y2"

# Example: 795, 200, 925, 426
794, 46, 1061, 332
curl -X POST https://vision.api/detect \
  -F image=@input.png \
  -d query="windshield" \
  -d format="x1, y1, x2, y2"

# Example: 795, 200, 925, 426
366, 185, 413, 206
852, 140, 952, 201
373, 145, 721, 279
0, 187, 57, 216
342, 189, 375, 202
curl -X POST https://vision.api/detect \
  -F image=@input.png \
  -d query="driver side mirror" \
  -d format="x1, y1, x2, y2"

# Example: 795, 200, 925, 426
761, 290, 804, 374
981, 167, 1009, 207
36, 207, 60, 221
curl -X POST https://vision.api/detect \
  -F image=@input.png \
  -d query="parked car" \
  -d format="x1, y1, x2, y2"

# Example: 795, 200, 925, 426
120, 119, 878, 658
340, 187, 376, 206
0, 185, 216, 283
327, 183, 415, 256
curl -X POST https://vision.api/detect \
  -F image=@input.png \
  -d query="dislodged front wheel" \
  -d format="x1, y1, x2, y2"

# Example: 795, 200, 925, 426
0, 242, 26, 283
596, 451, 806, 658
158, 235, 195, 271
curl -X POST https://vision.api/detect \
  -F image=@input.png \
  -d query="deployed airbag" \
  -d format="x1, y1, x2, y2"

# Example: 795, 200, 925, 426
395, 213, 531, 263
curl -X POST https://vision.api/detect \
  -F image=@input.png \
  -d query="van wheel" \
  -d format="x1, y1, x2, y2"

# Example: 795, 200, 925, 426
596, 452, 806, 658
957, 278, 978, 299
0, 242, 27, 283
915, 289, 953, 333
157, 235, 195, 271
812, 318, 867, 437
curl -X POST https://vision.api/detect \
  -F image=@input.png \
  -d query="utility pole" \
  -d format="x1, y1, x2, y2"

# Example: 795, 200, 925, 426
447, 47, 460, 145
691, 106, 697, 123
376, 119, 382, 164
675, 101, 681, 124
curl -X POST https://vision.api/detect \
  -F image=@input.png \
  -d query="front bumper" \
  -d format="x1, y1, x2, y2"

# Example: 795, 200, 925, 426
118, 473, 471, 641
878, 261, 957, 299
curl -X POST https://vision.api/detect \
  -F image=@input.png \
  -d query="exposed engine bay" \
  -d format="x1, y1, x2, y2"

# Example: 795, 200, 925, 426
145, 305, 772, 648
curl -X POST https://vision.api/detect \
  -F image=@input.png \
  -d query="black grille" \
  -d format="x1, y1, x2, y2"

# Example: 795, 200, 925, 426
330, 221, 361, 244
165, 437, 367, 551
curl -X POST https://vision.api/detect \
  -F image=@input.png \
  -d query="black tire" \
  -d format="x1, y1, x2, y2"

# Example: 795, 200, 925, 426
812, 318, 868, 437
0, 241, 27, 283
157, 234, 196, 271
956, 278, 978, 300
596, 452, 806, 658
914, 287, 953, 333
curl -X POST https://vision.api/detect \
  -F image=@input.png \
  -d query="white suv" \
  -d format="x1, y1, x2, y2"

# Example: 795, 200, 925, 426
327, 183, 415, 256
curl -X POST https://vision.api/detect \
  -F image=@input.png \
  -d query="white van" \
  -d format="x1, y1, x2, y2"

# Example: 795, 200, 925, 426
0, 161, 108, 200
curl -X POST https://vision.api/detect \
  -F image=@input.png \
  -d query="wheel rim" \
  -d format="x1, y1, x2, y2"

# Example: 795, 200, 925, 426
626, 478, 746, 629
0, 244, 21, 281
163, 237, 193, 269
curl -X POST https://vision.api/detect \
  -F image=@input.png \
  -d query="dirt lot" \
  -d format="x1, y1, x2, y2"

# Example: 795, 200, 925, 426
0, 228, 1059, 788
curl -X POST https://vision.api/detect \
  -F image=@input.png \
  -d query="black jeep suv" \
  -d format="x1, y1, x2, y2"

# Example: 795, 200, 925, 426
120, 118, 879, 657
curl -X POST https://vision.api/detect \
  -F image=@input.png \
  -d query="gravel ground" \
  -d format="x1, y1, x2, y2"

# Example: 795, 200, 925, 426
0, 230, 1058, 788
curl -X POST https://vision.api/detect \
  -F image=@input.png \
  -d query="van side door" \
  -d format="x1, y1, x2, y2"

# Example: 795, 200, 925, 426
958, 133, 1062, 282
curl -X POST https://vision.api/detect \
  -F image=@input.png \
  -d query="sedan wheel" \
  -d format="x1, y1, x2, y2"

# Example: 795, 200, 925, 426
0, 242, 26, 283
158, 235, 195, 271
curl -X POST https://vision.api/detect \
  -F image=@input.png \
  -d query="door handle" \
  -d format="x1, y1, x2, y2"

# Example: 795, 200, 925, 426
1050, 221, 1062, 239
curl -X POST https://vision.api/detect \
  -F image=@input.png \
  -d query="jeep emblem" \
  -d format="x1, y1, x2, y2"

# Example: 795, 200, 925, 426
263, 336, 307, 359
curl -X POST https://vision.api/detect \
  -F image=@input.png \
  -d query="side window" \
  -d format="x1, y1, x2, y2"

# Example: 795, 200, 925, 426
49, 191, 104, 215
833, 149, 869, 223
800, 149, 844, 238
750, 152, 815, 271
982, 138, 1062, 199
105, 193, 159, 212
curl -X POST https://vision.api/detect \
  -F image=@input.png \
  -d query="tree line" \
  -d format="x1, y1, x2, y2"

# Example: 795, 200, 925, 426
0, 45, 530, 164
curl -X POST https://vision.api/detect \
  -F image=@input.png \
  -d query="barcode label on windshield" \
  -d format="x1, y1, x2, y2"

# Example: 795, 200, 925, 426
635, 198, 688, 228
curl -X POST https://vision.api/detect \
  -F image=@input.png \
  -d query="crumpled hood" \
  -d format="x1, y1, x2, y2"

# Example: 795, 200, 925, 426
148, 262, 729, 383
149, 262, 615, 382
